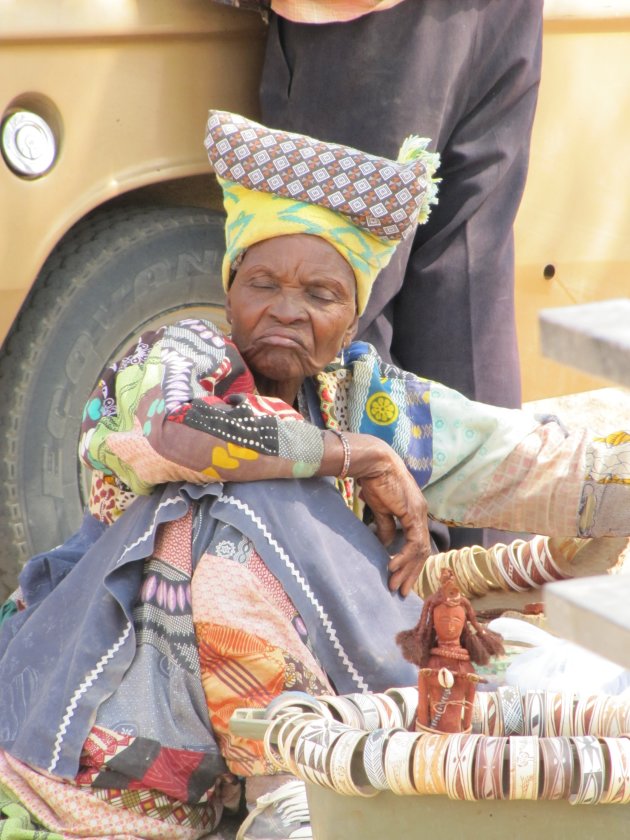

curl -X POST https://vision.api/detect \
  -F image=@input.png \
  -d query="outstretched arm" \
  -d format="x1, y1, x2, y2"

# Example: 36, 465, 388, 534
352, 347, 630, 539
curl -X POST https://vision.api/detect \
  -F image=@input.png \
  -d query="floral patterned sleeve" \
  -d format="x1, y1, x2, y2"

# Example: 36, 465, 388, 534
80, 319, 324, 495
344, 342, 630, 539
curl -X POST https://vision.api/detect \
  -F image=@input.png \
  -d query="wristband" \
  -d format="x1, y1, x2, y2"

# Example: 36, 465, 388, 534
344, 692, 382, 731
384, 731, 420, 795
524, 690, 546, 737
385, 686, 420, 729
412, 732, 449, 795
445, 733, 481, 801
372, 692, 405, 728
498, 685, 524, 736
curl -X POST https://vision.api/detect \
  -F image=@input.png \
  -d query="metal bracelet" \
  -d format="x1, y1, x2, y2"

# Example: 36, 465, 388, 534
329, 428, 351, 479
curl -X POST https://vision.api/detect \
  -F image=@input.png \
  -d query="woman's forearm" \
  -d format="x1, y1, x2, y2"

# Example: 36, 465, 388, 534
317, 430, 395, 480
318, 430, 432, 596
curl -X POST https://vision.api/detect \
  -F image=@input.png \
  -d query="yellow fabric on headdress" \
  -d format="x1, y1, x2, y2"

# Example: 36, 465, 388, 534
220, 178, 397, 315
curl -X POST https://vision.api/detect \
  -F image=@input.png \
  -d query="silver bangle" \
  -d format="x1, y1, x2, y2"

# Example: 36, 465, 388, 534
329, 428, 351, 480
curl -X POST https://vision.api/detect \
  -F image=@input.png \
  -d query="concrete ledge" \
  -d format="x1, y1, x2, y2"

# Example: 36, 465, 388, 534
544, 574, 630, 669
539, 299, 630, 389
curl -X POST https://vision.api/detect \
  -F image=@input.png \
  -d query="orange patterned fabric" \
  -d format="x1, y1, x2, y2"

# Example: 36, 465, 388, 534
192, 553, 328, 681
196, 622, 285, 775
193, 551, 331, 775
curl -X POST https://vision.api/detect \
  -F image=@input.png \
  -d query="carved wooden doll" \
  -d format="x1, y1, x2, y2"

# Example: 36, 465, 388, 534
396, 569, 504, 732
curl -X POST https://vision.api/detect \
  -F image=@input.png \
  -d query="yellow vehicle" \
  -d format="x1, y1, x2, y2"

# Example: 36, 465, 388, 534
0, 1, 266, 595
0, 0, 628, 597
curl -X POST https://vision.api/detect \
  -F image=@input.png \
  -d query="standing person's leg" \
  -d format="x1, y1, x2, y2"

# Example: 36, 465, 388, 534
260, 0, 542, 402
391, 4, 543, 409
260, 0, 461, 362
260, 0, 543, 546
388, 2, 542, 547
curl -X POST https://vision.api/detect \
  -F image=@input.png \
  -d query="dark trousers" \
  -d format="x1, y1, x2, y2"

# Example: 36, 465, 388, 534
260, 0, 543, 545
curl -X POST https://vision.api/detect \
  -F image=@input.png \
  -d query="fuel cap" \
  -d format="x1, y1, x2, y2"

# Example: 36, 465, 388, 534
2, 110, 57, 176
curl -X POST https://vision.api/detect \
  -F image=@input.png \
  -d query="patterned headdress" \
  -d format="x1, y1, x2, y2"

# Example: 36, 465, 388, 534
204, 110, 439, 314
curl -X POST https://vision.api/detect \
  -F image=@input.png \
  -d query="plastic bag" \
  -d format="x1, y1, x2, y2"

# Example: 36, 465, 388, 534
488, 617, 630, 695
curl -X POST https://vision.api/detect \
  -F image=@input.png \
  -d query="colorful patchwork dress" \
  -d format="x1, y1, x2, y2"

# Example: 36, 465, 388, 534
1, 318, 629, 838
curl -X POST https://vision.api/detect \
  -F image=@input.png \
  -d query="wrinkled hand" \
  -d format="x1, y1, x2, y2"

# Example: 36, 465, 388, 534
320, 431, 432, 596
357, 454, 431, 597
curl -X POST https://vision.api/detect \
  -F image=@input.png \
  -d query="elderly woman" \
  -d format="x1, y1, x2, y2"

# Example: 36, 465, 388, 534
1, 111, 630, 838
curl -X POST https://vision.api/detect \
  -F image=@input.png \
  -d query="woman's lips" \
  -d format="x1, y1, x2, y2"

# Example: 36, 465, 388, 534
256, 332, 306, 349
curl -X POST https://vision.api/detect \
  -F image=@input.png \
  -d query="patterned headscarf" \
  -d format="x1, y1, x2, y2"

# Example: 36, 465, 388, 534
204, 111, 439, 314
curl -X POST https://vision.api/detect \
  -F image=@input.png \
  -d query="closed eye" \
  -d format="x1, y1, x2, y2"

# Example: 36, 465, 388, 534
308, 288, 337, 302
249, 278, 278, 291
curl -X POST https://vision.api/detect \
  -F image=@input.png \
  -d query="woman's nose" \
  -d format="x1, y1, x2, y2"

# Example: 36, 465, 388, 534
268, 290, 307, 322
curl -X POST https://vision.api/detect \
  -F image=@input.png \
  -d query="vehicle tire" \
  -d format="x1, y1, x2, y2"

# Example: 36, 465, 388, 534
0, 205, 228, 599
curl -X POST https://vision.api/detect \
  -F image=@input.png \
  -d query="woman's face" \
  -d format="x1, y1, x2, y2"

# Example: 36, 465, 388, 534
226, 234, 358, 388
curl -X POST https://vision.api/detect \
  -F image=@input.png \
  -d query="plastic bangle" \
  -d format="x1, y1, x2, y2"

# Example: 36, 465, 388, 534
540, 736, 573, 800
384, 731, 420, 795
294, 719, 348, 790
385, 686, 420, 730
574, 694, 598, 736
605, 697, 626, 737
320, 694, 363, 728
263, 711, 302, 771
524, 689, 546, 737
549, 691, 576, 737
445, 733, 481, 801
474, 735, 508, 800
508, 735, 540, 800
412, 733, 444, 795
422, 732, 450, 796
344, 692, 382, 731
328, 730, 370, 795
599, 736, 630, 804
498, 685, 524, 737
363, 728, 393, 791
372, 693, 405, 728
569, 735, 605, 804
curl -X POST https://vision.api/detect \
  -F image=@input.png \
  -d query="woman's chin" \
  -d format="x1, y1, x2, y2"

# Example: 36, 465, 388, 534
246, 349, 310, 383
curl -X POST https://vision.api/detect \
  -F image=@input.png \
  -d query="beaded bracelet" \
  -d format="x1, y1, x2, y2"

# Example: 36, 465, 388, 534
329, 428, 351, 480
